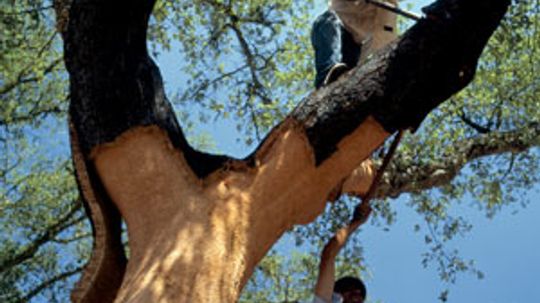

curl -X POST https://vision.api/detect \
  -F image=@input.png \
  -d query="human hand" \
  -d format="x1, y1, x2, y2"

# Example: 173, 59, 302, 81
321, 227, 349, 259
322, 203, 372, 258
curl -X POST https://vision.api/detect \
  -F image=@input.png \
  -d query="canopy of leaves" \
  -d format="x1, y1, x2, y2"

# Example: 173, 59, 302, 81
1, 1, 88, 302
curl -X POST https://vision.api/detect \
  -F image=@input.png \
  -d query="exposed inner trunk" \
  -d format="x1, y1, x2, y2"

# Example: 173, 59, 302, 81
91, 117, 388, 302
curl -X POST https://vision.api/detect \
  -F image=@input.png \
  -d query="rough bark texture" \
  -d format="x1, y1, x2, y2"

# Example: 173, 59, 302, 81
291, 0, 510, 164
59, 0, 511, 301
63, 0, 227, 178
69, 122, 126, 303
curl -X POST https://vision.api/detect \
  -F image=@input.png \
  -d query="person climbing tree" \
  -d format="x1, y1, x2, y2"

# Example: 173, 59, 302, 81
311, 0, 399, 88
313, 203, 372, 303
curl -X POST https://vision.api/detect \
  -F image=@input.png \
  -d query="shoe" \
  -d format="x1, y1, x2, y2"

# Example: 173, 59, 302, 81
323, 63, 349, 86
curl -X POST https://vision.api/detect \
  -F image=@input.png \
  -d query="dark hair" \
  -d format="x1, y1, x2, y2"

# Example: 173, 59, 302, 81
334, 276, 366, 299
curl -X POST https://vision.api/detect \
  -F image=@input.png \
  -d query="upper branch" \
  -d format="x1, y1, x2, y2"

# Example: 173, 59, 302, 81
64, 0, 160, 153
63, 0, 228, 177
291, 0, 510, 164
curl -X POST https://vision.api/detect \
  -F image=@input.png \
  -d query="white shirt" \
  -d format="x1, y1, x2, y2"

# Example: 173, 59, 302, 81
329, 0, 398, 53
313, 293, 343, 303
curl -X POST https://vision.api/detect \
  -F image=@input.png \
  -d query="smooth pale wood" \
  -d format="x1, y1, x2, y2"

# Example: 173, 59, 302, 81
91, 116, 389, 302
341, 159, 376, 198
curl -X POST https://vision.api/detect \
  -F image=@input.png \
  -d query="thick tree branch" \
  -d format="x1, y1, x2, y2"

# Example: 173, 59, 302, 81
291, 0, 510, 163
376, 122, 540, 198
64, 0, 227, 178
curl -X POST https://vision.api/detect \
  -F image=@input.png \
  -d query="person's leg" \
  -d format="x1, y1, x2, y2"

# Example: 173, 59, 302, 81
340, 26, 362, 70
311, 10, 344, 88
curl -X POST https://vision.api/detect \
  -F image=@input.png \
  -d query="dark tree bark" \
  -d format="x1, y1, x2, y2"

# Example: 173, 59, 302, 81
57, 0, 511, 301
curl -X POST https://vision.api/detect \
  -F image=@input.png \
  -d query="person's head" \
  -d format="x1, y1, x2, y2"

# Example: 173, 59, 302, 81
334, 276, 367, 303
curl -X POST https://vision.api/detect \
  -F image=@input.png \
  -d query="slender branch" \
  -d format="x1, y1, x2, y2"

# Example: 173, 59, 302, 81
13, 266, 84, 303
247, 101, 262, 141
425, 218, 453, 265
0, 200, 84, 273
182, 64, 248, 102
0, 105, 65, 126
199, 0, 281, 106
376, 122, 540, 198
500, 152, 515, 182
459, 111, 491, 134
0, 57, 62, 96
0, 158, 21, 180
53, 233, 92, 244
226, 23, 272, 104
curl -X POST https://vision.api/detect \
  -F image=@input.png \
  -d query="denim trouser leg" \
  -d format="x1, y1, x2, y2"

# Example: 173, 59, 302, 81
311, 10, 342, 88
311, 10, 362, 88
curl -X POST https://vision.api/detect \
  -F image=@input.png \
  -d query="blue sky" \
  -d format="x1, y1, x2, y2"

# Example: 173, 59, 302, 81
154, 1, 540, 302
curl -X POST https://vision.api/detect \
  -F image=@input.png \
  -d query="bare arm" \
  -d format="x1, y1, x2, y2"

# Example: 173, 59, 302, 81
314, 204, 371, 302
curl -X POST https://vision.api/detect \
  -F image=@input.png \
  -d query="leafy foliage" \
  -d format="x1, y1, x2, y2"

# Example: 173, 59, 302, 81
0, 1, 86, 302
149, 0, 315, 144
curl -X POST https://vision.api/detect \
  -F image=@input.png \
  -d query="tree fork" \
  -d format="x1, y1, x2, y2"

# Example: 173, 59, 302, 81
59, 0, 510, 301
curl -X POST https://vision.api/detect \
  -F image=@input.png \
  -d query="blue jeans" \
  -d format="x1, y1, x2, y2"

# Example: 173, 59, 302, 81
311, 10, 362, 88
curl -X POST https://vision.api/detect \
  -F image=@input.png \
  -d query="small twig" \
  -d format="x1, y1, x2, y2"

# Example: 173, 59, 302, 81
14, 266, 84, 303
500, 152, 515, 182
53, 233, 92, 244
226, 22, 272, 104
246, 101, 262, 141
182, 64, 248, 102
425, 218, 453, 265
459, 112, 491, 134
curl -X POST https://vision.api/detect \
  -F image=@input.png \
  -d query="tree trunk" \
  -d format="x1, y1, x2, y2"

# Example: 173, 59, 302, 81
58, 0, 510, 301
